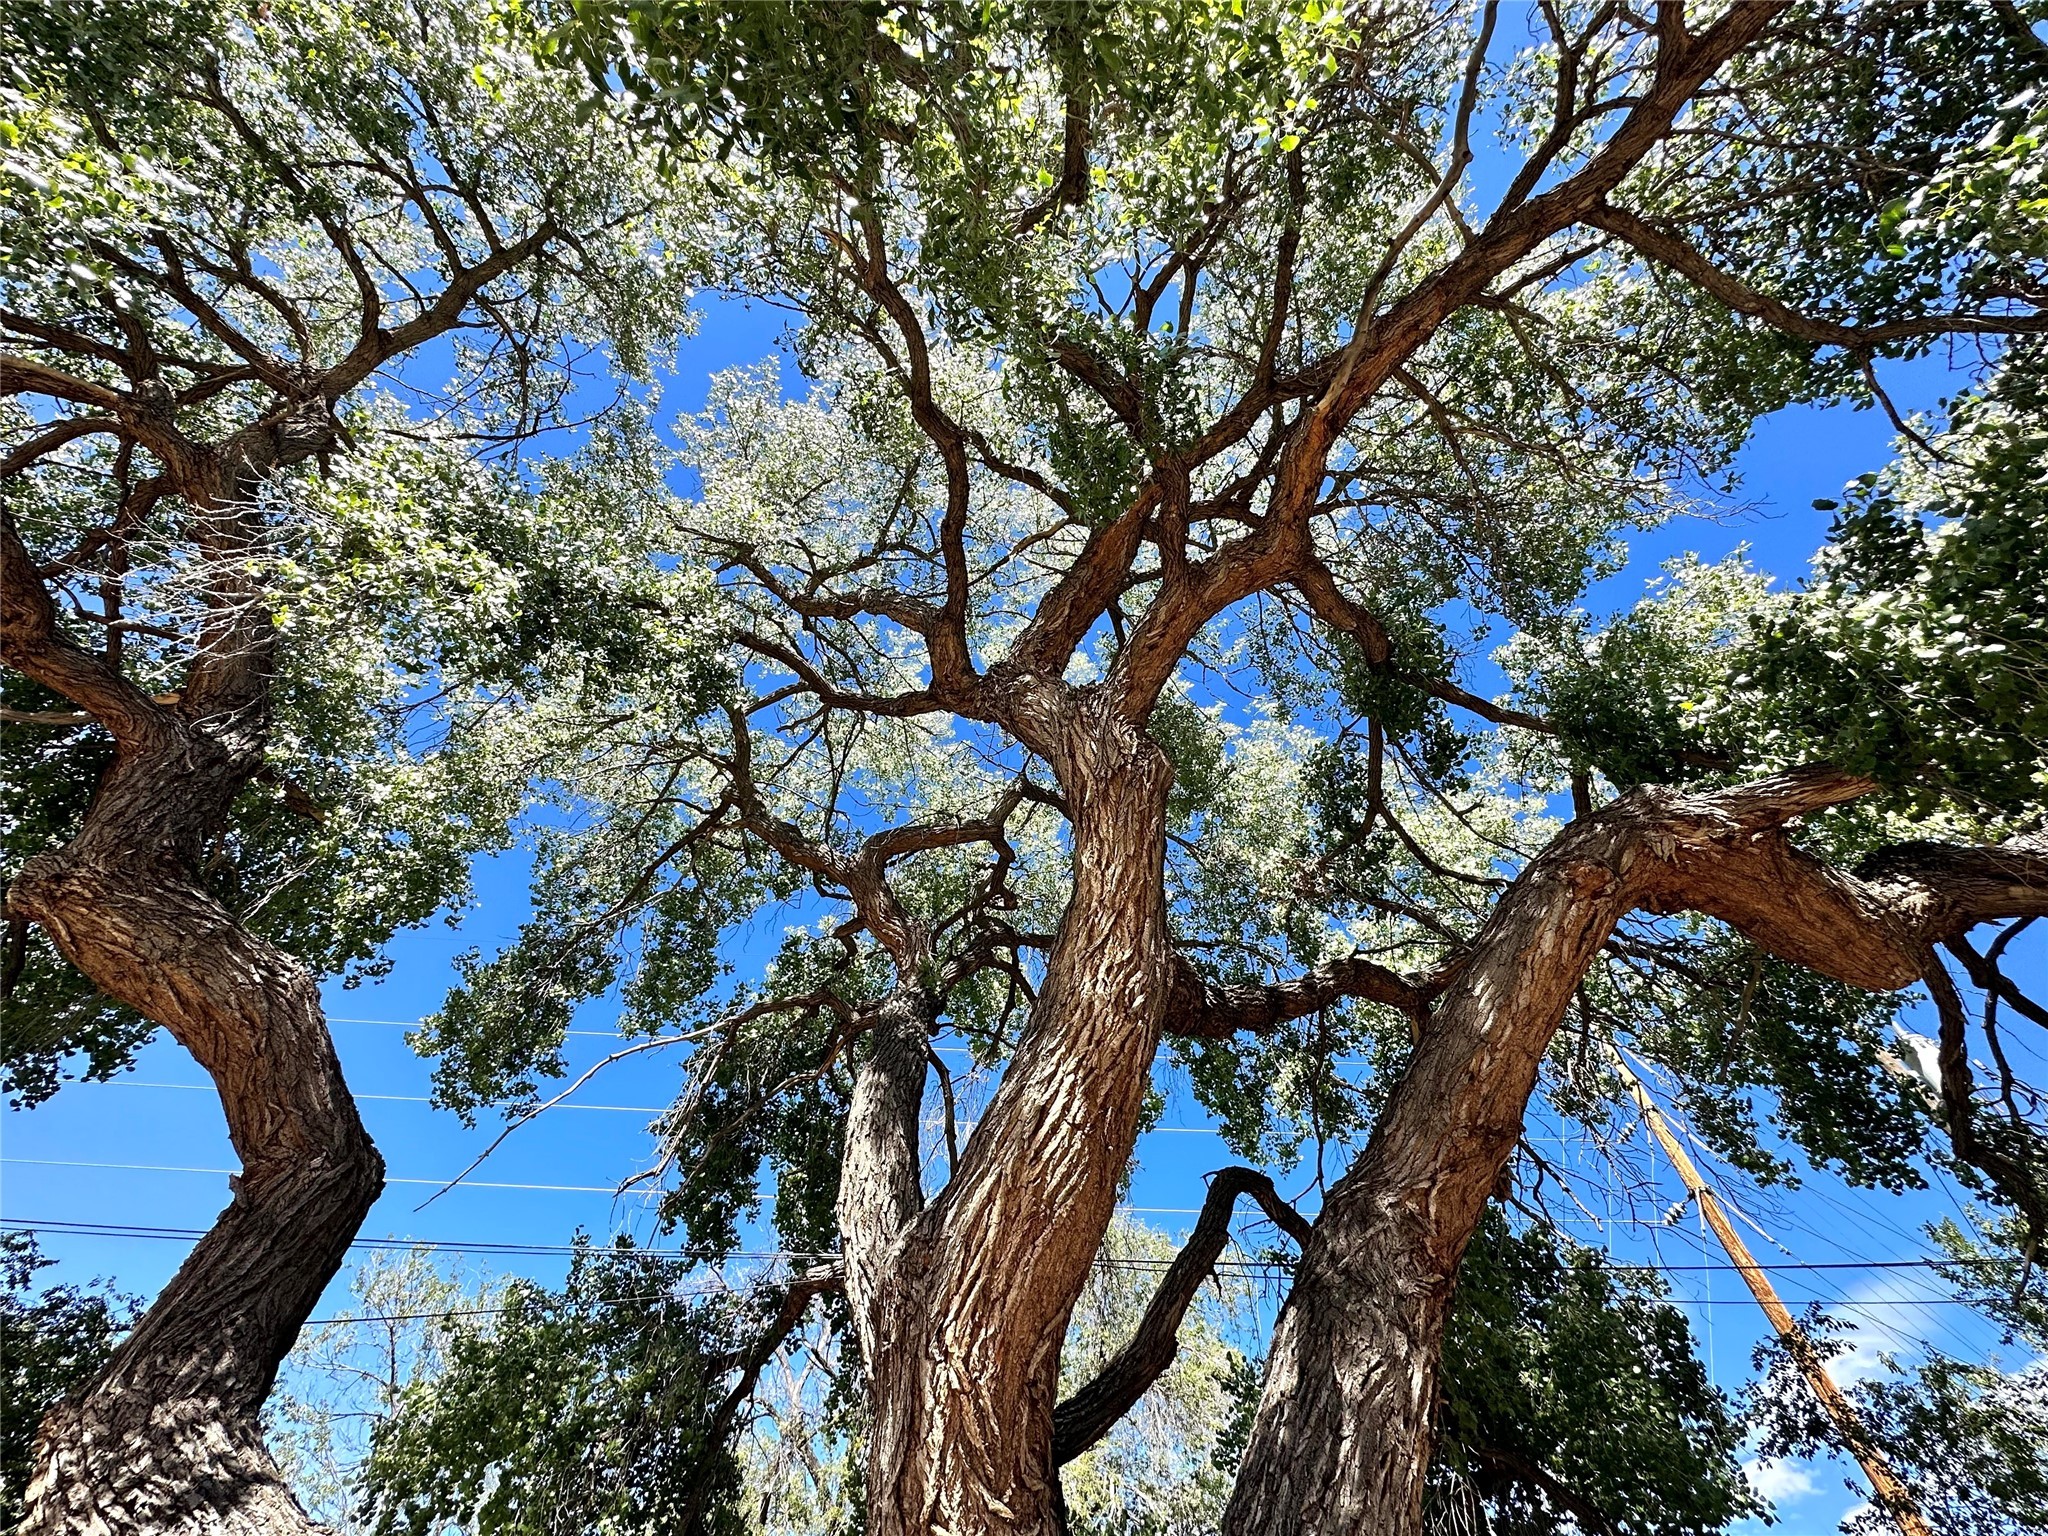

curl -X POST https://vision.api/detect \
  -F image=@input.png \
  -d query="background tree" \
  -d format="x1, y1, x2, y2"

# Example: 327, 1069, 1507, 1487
358, 1239, 779, 1536
0, 0, 715, 1526
264, 1246, 489, 1533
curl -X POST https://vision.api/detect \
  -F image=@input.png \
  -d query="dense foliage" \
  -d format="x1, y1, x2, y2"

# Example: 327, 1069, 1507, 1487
358, 1242, 754, 1536
1436, 1216, 1758, 1536
0, 0, 721, 1103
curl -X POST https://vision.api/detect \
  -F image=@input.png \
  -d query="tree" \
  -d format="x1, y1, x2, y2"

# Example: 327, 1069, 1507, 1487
358, 1240, 775, 1536
265, 1246, 488, 1532
13, 1, 2048, 1533
382, 3, 2048, 1534
1433, 1213, 1756, 1536
0, 0, 711, 1526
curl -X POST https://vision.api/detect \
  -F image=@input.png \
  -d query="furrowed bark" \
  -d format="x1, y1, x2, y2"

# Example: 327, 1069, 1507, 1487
1223, 769, 2048, 1536
851, 685, 1174, 1536
5, 492, 382, 1536
839, 980, 939, 1516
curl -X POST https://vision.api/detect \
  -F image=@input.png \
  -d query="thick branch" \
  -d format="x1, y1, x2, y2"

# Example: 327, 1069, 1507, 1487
0, 416, 118, 479
1644, 822, 2048, 991
1923, 953, 2048, 1243
1, 510, 183, 752
683, 1264, 845, 1532
1167, 949, 1450, 1038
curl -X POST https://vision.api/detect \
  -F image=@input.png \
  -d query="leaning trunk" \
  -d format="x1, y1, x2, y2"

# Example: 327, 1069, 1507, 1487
4, 498, 382, 1535
847, 696, 1173, 1536
9, 746, 383, 1536
1224, 771, 1904, 1536
1222, 815, 1638, 1536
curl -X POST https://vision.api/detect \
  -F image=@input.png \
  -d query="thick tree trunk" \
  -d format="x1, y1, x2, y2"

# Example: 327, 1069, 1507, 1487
1223, 805, 1644, 1536
10, 846, 382, 1536
846, 690, 1173, 1536
7, 762, 384, 1534
1222, 770, 2048, 1536
5, 503, 383, 1535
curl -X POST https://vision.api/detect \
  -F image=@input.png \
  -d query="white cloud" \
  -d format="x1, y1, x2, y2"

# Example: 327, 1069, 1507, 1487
1817, 1269, 1945, 1386
1743, 1459, 1818, 1504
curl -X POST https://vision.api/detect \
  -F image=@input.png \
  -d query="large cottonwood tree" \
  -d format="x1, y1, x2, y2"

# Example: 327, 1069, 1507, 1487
0, 0, 714, 1527
387, 2, 2046, 1534
9, 1, 2048, 1533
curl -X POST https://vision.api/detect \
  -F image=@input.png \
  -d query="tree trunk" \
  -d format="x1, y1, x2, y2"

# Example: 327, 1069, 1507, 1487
1219, 769, 2005, 1536
5, 502, 383, 1535
11, 844, 382, 1535
847, 690, 1173, 1536
1223, 807, 1643, 1536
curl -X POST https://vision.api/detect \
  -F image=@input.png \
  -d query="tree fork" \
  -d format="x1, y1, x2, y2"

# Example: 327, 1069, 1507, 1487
850, 696, 1177, 1536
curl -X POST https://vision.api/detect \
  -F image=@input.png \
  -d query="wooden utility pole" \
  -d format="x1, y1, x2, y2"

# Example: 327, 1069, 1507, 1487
1612, 1053, 1934, 1536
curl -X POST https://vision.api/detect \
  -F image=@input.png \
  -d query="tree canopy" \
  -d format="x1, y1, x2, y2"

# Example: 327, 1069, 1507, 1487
5, 2, 2048, 1535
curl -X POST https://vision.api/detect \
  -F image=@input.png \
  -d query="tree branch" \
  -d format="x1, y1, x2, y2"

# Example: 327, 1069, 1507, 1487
1587, 201, 2045, 346
1052, 1166, 1310, 1465
1167, 949, 1453, 1039
0, 508, 184, 751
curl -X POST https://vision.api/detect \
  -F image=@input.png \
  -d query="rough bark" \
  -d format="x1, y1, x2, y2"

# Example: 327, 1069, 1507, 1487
719, 13, 1810, 1527
1, 103, 602, 1524
4, 491, 383, 1535
847, 686, 1175, 1536
1223, 769, 2048, 1536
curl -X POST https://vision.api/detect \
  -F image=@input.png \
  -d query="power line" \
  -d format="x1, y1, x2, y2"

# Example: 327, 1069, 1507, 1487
75, 1078, 1228, 1132
326, 1015, 1383, 1067
3, 1158, 638, 1195
0, 1164, 1217, 1215
99, 1080, 670, 1115
327, 1017, 988, 1055
3, 1217, 1999, 1279
2, 1218, 825, 1263
292, 1295, 1993, 1324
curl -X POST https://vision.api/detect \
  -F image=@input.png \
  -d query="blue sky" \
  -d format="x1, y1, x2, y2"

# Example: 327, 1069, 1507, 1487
5, 301, 2038, 1535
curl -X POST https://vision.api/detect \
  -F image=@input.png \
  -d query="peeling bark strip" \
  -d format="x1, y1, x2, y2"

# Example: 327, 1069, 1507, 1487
1223, 770, 2048, 1536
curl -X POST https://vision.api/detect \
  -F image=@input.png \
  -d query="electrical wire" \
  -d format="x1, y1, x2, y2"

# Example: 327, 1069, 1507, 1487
72, 1078, 1228, 1132
1, 1216, 2002, 1276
